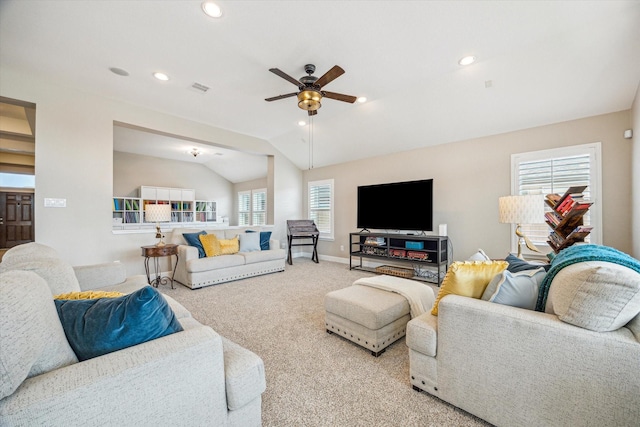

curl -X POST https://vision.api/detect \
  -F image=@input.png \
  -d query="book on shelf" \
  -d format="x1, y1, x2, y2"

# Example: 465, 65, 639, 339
553, 185, 588, 209
545, 193, 562, 204
573, 225, 593, 233
545, 211, 562, 226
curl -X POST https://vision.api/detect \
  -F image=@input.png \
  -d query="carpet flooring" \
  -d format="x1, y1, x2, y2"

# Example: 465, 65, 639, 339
161, 258, 491, 427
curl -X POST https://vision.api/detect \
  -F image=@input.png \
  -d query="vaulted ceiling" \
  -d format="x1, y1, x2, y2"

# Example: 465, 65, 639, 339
1, 1, 639, 181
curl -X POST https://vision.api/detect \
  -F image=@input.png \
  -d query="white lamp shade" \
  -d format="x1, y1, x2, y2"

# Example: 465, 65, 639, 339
145, 204, 171, 222
498, 195, 545, 224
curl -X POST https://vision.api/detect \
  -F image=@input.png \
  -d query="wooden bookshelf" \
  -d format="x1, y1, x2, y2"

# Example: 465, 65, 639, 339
545, 186, 593, 253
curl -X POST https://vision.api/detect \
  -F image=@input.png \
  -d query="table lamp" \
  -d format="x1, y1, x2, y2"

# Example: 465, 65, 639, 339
145, 204, 171, 246
498, 195, 545, 259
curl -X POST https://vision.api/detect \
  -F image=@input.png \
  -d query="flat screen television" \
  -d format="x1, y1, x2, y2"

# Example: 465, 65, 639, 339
357, 179, 433, 232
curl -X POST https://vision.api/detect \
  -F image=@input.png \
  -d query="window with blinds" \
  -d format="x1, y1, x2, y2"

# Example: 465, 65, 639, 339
511, 143, 602, 255
308, 179, 334, 240
238, 191, 251, 226
238, 188, 267, 226
252, 189, 266, 226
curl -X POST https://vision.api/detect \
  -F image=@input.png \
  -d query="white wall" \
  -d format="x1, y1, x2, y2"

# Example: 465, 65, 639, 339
0, 66, 302, 275
114, 151, 235, 221
304, 110, 634, 262
632, 82, 640, 259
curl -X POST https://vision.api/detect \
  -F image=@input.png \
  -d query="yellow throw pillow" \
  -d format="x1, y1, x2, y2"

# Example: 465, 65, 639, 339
219, 236, 240, 255
54, 291, 125, 300
431, 260, 509, 315
199, 234, 222, 257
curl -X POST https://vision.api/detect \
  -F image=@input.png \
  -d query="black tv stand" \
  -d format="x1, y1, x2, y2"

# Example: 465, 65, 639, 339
349, 231, 449, 285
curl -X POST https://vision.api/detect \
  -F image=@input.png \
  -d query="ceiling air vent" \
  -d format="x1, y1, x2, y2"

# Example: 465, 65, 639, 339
191, 82, 210, 93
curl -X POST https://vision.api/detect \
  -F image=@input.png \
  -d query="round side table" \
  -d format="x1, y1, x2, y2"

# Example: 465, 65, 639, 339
141, 244, 179, 289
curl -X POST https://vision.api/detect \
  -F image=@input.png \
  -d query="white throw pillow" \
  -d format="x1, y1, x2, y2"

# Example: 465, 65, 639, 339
545, 261, 640, 332
467, 248, 490, 262
482, 267, 546, 310
239, 232, 261, 252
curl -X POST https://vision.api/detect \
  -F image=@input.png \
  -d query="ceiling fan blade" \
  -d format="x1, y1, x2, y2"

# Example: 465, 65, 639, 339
265, 92, 298, 102
322, 91, 357, 103
308, 110, 318, 116
314, 65, 345, 88
269, 68, 302, 87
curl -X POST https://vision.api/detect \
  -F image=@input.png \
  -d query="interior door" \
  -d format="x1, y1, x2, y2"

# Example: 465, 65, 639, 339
0, 192, 34, 248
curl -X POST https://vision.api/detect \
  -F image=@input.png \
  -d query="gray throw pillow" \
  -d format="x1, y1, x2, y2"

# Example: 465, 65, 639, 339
0, 270, 78, 399
545, 261, 640, 332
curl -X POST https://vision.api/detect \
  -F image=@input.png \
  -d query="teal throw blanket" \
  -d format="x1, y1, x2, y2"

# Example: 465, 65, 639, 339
535, 244, 640, 312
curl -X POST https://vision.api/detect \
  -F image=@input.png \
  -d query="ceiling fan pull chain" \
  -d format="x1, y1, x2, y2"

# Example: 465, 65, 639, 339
308, 116, 314, 170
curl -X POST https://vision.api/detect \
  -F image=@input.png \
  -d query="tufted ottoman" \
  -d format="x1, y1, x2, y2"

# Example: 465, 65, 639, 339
324, 278, 413, 356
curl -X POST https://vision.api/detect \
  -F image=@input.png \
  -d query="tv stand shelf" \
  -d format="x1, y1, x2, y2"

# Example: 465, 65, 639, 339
349, 232, 449, 285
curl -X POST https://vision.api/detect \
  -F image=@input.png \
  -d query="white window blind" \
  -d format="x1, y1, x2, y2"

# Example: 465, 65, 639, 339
252, 189, 266, 226
512, 143, 602, 255
238, 191, 250, 226
308, 179, 334, 240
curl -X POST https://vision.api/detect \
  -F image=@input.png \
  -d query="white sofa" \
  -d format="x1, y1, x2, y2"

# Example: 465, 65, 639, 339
0, 242, 266, 426
169, 227, 286, 289
406, 247, 640, 427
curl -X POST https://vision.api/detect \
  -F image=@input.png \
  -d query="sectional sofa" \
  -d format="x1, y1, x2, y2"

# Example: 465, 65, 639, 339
0, 242, 266, 426
406, 245, 640, 427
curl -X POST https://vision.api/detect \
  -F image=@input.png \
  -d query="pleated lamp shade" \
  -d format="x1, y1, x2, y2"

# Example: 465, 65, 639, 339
145, 204, 171, 223
498, 195, 545, 224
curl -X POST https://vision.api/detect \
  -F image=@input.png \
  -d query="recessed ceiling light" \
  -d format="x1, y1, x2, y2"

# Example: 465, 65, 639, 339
298, 120, 306, 126
458, 56, 476, 66
153, 72, 170, 81
357, 96, 367, 103
109, 67, 129, 77
202, 1, 223, 18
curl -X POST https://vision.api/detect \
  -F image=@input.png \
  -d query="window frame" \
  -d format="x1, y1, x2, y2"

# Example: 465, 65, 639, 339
308, 179, 334, 241
510, 142, 602, 257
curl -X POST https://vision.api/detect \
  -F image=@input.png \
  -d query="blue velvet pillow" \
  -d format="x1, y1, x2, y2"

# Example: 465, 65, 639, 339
505, 254, 551, 273
183, 230, 207, 258
54, 286, 183, 361
246, 230, 272, 250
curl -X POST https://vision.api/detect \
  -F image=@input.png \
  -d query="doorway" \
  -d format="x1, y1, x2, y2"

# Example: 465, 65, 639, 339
0, 192, 34, 248
0, 96, 36, 258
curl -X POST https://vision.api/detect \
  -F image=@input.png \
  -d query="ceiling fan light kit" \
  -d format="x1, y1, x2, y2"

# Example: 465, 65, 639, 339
297, 90, 322, 111
266, 63, 357, 116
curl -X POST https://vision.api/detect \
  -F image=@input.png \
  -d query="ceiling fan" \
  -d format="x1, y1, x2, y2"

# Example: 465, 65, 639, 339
265, 64, 357, 116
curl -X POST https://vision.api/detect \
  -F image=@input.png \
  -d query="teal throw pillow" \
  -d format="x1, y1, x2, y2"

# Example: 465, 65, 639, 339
183, 231, 207, 258
54, 286, 183, 361
481, 268, 547, 310
246, 230, 272, 250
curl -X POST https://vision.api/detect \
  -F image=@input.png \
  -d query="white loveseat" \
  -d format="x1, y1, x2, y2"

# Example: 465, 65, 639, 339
0, 243, 266, 426
169, 226, 286, 289
406, 245, 640, 427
